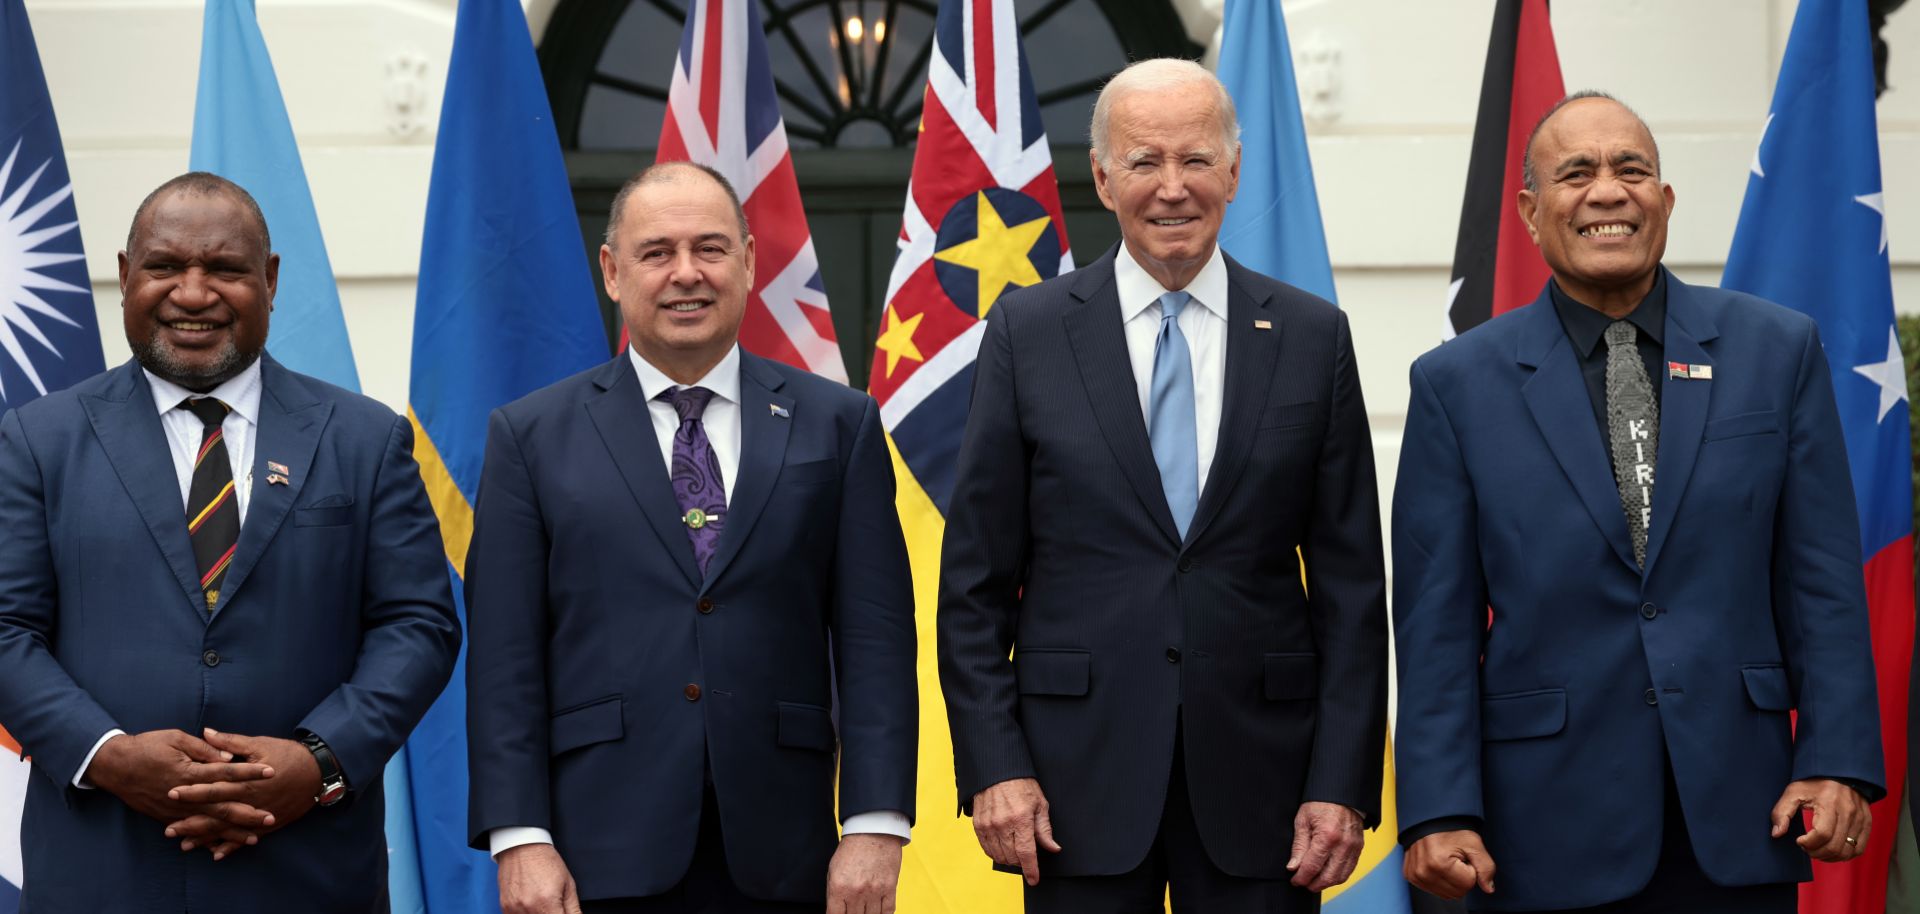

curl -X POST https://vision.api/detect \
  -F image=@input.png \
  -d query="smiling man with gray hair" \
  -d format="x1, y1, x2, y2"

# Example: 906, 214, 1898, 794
937, 58, 1389, 913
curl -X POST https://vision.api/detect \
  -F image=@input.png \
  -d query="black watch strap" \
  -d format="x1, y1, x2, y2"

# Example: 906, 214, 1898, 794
298, 731, 348, 807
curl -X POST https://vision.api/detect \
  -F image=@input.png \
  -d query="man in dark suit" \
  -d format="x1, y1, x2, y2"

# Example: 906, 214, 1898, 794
465, 161, 917, 914
936, 58, 1389, 912
0, 173, 461, 911
1393, 92, 1884, 913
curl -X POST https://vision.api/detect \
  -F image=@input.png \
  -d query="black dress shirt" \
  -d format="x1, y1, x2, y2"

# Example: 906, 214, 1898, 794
1549, 271, 1667, 453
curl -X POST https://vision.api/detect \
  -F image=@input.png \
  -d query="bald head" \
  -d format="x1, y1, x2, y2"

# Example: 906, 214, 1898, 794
1522, 91, 1661, 193
605, 161, 748, 247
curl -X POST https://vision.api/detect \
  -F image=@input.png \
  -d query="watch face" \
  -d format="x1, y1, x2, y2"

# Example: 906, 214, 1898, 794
317, 781, 348, 807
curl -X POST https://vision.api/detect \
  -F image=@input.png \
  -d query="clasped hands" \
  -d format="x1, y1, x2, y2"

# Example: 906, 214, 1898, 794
970, 777, 1366, 891
84, 727, 322, 861
1405, 778, 1873, 900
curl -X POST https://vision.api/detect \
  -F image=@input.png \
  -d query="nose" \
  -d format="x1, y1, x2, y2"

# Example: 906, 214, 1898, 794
1154, 162, 1189, 202
1587, 174, 1630, 206
669, 248, 703, 286
170, 267, 218, 309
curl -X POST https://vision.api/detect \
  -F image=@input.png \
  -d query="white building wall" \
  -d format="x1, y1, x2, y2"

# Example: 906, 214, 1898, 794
25, 0, 1920, 522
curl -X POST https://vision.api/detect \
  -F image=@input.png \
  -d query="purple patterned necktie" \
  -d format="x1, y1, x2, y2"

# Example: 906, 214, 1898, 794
657, 386, 727, 574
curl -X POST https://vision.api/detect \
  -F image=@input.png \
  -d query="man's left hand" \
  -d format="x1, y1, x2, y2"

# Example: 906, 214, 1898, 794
1772, 778, 1871, 862
1288, 801, 1365, 892
827, 832, 904, 914
165, 729, 323, 859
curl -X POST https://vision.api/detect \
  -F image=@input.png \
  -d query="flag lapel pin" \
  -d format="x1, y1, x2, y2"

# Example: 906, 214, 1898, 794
266, 460, 291, 485
1253, 319, 1272, 330
769, 403, 790, 419
1668, 362, 1712, 380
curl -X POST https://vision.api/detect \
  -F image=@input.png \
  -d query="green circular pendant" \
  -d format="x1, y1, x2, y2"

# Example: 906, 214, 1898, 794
683, 508, 708, 529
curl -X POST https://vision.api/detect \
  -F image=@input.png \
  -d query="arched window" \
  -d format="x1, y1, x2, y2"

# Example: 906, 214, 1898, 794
540, 0, 1199, 381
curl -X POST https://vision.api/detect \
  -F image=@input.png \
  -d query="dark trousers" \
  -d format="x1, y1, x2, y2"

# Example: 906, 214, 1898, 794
1477, 762, 1794, 914
1025, 720, 1319, 914
583, 786, 823, 914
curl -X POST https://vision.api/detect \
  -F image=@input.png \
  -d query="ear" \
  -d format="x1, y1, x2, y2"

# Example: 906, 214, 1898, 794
741, 233, 756, 285
263, 252, 280, 307
599, 243, 620, 302
1224, 143, 1242, 203
1661, 181, 1675, 217
1090, 149, 1117, 213
117, 250, 131, 301
1515, 187, 1542, 245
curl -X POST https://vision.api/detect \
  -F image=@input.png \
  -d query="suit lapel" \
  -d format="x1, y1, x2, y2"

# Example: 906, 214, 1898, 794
82, 363, 206, 617
214, 356, 329, 615
700, 354, 791, 594
1185, 260, 1279, 548
1515, 296, 1640, 574
585, 357, 703, 590
1642, 274, 1717, 579
1060, 255, 1181, 546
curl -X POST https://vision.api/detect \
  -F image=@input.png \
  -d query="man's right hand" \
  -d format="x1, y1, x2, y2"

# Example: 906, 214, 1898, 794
971, 777, 1062, 886
1404, 829, 1496, 900
85, 729, 274, 825
498, 843, 582, 914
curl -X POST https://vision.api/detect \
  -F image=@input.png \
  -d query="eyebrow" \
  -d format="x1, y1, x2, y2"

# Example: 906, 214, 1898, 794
1554, 150, 1655, 176
636, 232, 735, 249
1121, 147, 1219, 165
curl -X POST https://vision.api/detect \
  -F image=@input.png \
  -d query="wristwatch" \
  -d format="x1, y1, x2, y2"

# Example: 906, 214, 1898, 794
298, 731, 349, 807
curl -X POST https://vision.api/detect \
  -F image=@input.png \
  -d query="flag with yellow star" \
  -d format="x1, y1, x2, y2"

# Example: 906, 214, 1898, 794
866, 1, 1070, 910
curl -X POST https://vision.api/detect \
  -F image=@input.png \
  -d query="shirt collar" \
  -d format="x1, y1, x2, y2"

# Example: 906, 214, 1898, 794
145, 357, 264, 426
1114, 243, 1230, 323
628, 344, 742, 406
1549, 269, 1667, 358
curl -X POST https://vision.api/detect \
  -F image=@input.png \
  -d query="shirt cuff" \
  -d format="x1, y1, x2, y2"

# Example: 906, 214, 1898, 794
843, 810, 912, 844
489, 826, 555, 859
74, 729, 125, 789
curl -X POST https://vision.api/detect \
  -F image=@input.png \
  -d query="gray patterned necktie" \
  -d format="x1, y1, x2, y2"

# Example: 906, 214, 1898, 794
1604, 320, 1658, 567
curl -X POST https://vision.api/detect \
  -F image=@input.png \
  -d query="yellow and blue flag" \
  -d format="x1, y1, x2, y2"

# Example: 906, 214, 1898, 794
402, 0, 608, 911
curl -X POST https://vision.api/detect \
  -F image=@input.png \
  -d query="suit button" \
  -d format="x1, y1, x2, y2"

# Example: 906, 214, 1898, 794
1166, 647, 1181, 663
1177, 558, 1193, 573
202, 650, 220, 668
1644, 688, 1659, 706
697, 598, 715, 614
1640, 602, 1658, 620
684, 683, 702, 702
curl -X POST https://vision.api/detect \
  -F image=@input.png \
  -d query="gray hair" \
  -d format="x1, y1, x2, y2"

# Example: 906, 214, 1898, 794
1521, 90, 1662, 193
604, 161, 750, 246
1089, 58, 1241, 169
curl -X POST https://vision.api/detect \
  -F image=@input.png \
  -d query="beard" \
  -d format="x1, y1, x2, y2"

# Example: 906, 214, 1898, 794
129, 334, 261, 393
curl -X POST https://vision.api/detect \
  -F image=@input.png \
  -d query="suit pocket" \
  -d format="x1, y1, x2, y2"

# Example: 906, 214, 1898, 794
1742, 665, 1793, 711
1704, 410, 1780, 441
1481, 688, 1566, 741
293, 494, 355, 527
550, 695, 624, 755
1015, 648, 1090, 697
1258, 401, 1320, 431
781, 457, 838, 486
777, 701, 837, 752
1263, 652, 1319, 700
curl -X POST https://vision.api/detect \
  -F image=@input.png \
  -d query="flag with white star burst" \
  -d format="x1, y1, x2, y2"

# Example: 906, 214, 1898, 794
867, 0, 1068, 909
1724, 1, 1912, 911
0, 0, 103, 418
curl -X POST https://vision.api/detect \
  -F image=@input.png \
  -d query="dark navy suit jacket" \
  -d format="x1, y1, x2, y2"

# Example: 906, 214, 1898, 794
1392, 271, 1885, 910
464, 351, 916, 904
937, 247, 1390, 879
0, 356, 461, 912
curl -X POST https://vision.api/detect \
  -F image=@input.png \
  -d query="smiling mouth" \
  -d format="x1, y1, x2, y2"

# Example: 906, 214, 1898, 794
663, 300, 711, 313
163, 320, 225, 331
1151, 218, 1195, 227
1580, 223, 1636, 237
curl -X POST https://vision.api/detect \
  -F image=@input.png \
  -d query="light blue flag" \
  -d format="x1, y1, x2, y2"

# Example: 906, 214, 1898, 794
1216, 0, 1336, 304
189, 3, 426, 910
403, 0, 608, 910
190, 0, 359, 390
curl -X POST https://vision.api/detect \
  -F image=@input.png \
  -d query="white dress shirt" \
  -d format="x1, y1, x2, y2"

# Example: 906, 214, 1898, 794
73, 361, 265, 788
488, 346, 909, 858
1116, 243, 1229, 493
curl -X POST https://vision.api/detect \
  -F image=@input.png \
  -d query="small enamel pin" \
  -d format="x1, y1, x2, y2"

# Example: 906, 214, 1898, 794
1254, 319, 1272, 330
1667, 361, 1713, 380
770, 403, 790, 419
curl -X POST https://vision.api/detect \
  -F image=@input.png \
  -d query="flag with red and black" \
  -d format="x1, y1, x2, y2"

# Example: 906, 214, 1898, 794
1444, 0, 1565, 339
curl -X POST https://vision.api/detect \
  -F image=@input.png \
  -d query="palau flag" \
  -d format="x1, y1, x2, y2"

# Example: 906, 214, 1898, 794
1443, 0, 1563, 340
1723, 1, 1914, 912
405, 0, 608, 911
0, 0, 106, 907
190, 0, 358, 389
866, 0, 1071, 909
1216, 1, 1410, 911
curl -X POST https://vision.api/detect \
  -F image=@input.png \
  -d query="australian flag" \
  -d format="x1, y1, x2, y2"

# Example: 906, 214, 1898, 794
0, 0, 103, 414
1723, 1, 1912, 912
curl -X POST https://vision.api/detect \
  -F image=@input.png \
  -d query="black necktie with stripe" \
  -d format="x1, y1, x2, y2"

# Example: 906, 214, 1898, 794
182, 397, 240, 612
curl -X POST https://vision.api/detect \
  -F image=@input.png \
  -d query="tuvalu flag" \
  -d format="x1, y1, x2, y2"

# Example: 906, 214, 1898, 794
1444, 0, 1563, 340
867, 0, 1070, 908
0, 0, 105, 906
1723, 0, 1913, 911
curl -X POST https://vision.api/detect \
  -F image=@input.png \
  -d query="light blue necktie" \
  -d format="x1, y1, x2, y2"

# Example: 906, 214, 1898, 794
1148, 291, 1198, 538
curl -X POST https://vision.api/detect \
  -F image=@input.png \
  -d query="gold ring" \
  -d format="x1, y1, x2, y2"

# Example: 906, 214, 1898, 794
1846, 836, 1858, 845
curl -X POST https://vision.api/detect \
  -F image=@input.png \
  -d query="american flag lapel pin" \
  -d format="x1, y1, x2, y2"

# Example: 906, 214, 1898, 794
1689, 364, 1713, 380
1253, 319, 1272, 330
769, 403, 790, 419
1668, 362, 1712, 380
